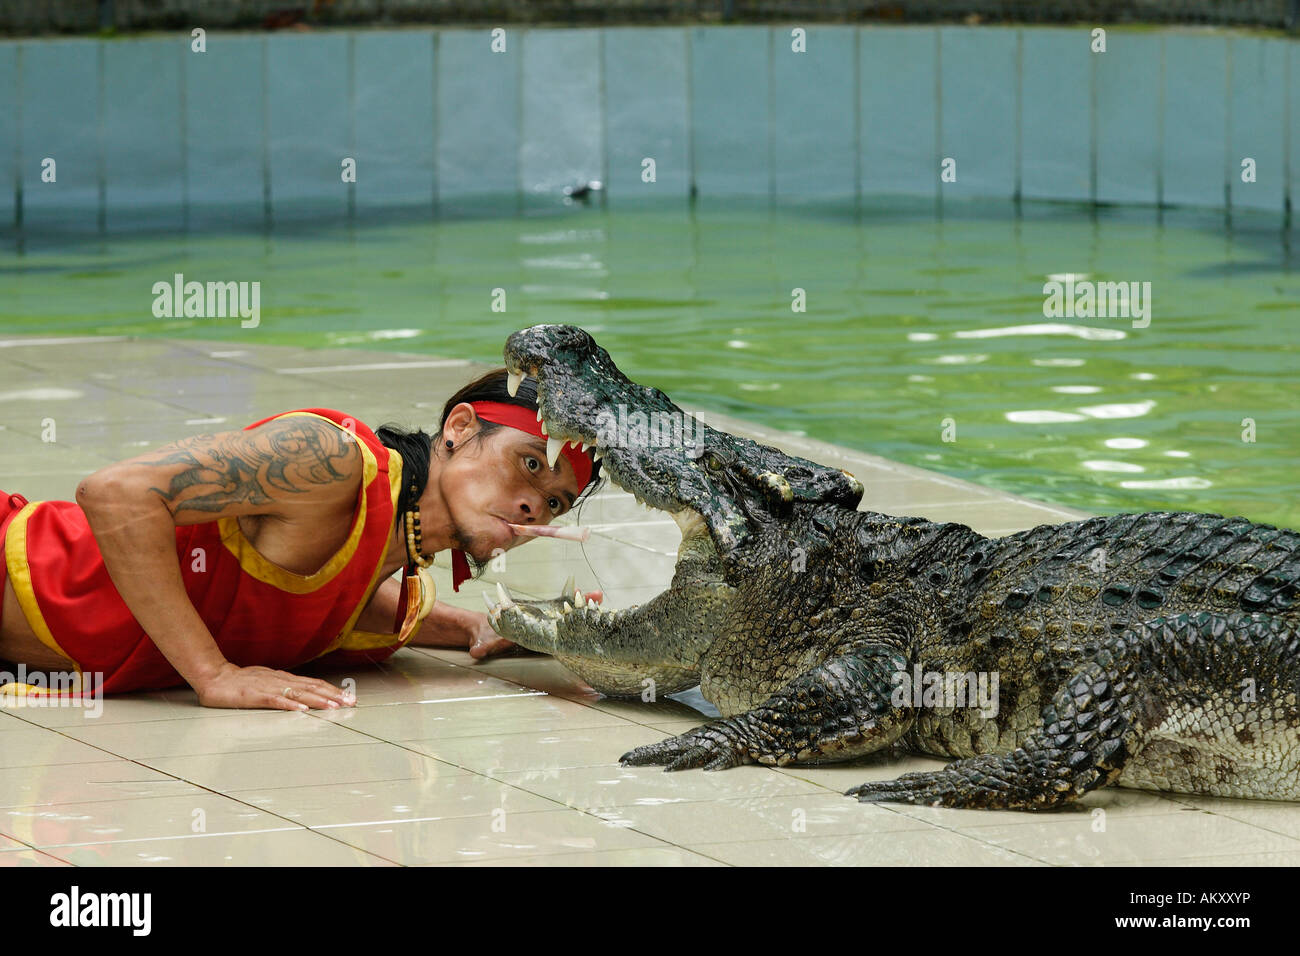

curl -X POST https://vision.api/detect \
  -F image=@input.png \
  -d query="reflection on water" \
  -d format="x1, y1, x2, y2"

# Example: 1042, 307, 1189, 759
1, 199, 1297, 527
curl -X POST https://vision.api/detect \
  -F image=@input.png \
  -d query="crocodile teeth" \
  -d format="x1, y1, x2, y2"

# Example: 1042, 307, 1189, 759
586, 598, 597, 609
536, 407, 543, 422
540, 419, 548, 436
506, 371, 524, 397
562, 600, 573, 613
573, 586, 584, 606
482, 591, 497, 612
593, 449, 604, 462
546, 436, 563, 469
496, 582, 514, 607
561, 573, 576, 598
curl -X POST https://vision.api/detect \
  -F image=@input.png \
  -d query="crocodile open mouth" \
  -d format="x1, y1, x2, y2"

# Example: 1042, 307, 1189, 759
503, 339, 724, 555
501, 323, 865, 558
486, 323, 864, 683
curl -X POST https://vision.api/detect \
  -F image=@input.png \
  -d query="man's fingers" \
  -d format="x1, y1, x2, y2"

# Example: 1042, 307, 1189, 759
274, 677, 348, 711
281, 673, 354, 706
470, 634, 515, 659
295, 675, 348, 694
263, 693, 308, 712
297, 678, 354, 704
289, 689, 338, 710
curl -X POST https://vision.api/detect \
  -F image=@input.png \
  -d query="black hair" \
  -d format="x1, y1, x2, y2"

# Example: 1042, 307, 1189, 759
375, 367, 603, 530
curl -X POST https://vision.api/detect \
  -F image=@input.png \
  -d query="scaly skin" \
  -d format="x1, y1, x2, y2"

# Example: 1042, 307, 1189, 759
487, 324, 1300, 810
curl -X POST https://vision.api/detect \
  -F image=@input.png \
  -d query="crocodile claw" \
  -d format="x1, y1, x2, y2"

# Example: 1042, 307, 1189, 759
621, 725, 749, 772
847, 776, 952, 806
846, 767, 1076, 810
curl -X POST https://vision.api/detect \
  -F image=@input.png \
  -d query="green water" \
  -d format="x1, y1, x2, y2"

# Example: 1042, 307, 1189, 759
2, 200, 1298, 528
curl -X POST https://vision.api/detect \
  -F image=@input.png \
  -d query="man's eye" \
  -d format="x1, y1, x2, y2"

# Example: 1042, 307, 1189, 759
549, 497, 561, 515
525, 456, 540, 472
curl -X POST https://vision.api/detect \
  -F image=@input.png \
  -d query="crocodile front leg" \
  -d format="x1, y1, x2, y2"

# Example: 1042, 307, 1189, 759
620, 642, 914, 770
849, 611, 1300, 809
848, 657, 1137, 809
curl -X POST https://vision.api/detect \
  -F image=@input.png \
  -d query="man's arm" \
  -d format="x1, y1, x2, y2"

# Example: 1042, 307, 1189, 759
355, 576, 604, 660
354, 576, 514, 658
76, 414, 360, 710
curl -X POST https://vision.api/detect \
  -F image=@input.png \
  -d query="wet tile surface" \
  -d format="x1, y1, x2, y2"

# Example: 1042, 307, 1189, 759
0, 336, 1290, 865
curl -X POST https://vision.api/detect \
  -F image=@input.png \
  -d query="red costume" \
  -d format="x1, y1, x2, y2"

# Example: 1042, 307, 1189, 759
0, 408, 428, 696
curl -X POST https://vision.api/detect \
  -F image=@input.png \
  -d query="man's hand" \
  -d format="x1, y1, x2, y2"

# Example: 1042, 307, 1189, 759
194, 662, 356, 711
468, 616, 515, 659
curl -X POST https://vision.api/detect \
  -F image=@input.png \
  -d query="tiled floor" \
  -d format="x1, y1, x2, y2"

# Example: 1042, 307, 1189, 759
3, 335, 1299, 866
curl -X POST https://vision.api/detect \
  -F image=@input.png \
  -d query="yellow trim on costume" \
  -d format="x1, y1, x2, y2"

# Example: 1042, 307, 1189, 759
311, 447, 408, 659
0, 675, 92, 703
217, 411, 380, 595
3, 503, 83, 677
332, 622, 421, 652
331, 567, 435, 653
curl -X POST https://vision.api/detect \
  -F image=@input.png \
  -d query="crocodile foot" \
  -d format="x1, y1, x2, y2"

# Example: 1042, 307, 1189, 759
847, 770, 976, 807
847, 653, 1140, 809
846, 758, 1085, 810
621, 722, 752, 771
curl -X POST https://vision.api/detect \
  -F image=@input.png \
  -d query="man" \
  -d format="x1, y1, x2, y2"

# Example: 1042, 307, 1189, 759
0, 367, 600, 711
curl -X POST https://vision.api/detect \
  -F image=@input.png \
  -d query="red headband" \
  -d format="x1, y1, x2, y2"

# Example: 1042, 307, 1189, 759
450, 399, 595, 591
470, 401, 594, 489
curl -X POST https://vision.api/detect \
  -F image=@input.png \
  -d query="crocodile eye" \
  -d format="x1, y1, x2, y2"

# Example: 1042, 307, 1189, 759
705, 454, 724, 471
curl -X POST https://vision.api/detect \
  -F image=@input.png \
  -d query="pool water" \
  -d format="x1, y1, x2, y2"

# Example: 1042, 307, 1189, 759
2, 199, 1298, 529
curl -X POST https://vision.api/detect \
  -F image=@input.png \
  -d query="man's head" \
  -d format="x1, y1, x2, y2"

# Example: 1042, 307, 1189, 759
428, 368, 602, 574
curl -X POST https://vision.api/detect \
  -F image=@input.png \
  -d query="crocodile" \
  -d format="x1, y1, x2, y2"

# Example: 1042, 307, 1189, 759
485, 324, 1300, 810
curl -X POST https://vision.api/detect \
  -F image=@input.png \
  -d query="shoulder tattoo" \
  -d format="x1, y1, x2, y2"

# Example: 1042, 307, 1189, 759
143, 415, 360, 516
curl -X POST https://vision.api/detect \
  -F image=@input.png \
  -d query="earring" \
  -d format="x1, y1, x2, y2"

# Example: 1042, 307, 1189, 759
445, 439, 454, 449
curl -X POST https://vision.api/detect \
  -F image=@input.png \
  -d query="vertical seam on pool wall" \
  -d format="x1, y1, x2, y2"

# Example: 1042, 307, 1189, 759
686, 26, 696, 202
1285, 41, 1293, 228
598, 27, 608, 203
431, 29, 440, 218
1088, 30, 1098, 205
96, 39, 106, 234
1224, 34, 1233, 217
1156, 32, 1165, 209
12, 42, 22, 232
934, 27, 942, 217
767, 25, 775, 205
515, 27, 524, 217
179, 36, 189, 232
1014, 28, 1022, 206
853, 24, 861, 217
346, 31, 356, 223
261, 35, 271, 229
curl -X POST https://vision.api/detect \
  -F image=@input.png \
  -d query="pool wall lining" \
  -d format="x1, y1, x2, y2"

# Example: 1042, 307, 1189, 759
0, 24, 1296, 235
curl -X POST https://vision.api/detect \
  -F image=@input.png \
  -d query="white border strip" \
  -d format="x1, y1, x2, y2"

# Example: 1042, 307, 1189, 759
280, 360, 473, 375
